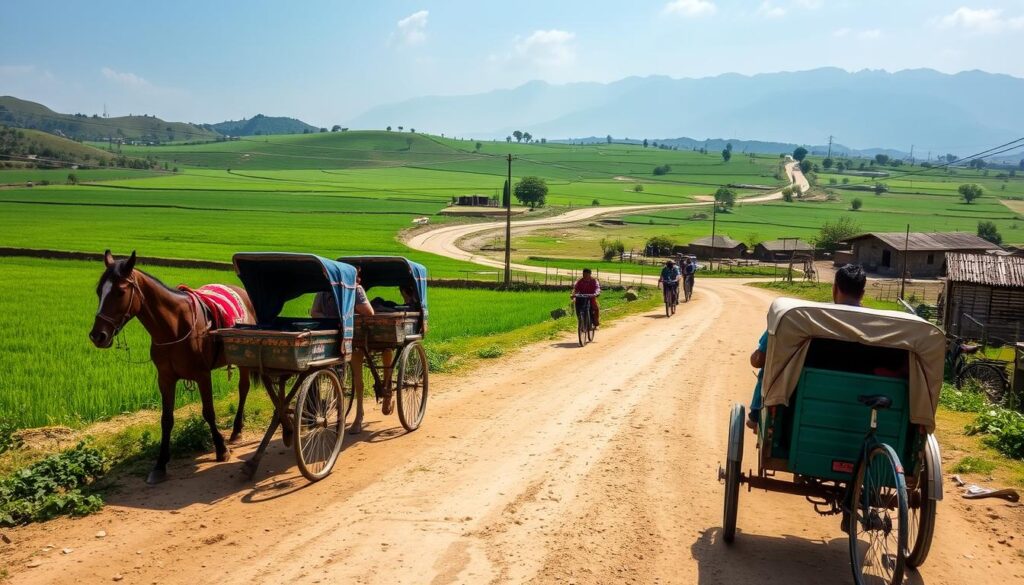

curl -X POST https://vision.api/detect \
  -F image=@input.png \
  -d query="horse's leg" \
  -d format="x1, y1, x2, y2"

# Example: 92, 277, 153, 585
230, 368, 250, 443
198, 374, 230, 462
147, 374, 177, 485
350, 352, 364, 435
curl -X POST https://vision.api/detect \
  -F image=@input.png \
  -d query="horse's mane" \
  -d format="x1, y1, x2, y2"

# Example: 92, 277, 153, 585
97, 260, 185, 297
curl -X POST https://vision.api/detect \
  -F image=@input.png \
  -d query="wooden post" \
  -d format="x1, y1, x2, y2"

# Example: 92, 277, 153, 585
899, 224, 910, 300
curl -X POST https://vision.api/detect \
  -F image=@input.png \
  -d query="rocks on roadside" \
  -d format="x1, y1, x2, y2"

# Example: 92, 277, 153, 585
95, 530, 107, 539
624, 289, 638, 301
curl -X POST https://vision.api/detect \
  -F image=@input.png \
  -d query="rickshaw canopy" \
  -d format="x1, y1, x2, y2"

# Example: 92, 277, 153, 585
337, 256, 429, 324
232, 253, 357, 340
761, 298, 945, 431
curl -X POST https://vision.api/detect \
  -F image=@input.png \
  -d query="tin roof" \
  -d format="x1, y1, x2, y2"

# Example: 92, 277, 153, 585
689, 235, 746, 249
847, 232, 1001, 252
945, 252, 1024, 287
757, 239, 814, 252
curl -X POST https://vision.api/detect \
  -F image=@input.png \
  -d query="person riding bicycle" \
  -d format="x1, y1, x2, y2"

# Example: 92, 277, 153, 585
682, 257, 696, 291
571, 268, 601, 328
658, 260, 681, 302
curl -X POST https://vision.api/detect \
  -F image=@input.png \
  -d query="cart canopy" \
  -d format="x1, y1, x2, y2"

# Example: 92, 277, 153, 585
762, 297, 945, 431
232, 253, 357, 340
338, 256, 429, 323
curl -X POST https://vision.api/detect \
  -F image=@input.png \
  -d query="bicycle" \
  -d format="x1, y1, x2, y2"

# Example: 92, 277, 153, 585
660, 281, 679, 317
683, 274, 694, 303
572, 293, 597, 347
946, 336, 1011, 405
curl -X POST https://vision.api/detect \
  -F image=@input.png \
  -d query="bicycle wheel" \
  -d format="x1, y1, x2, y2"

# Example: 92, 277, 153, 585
684, 280, 693, 302
396, 341, 429, 432
721, 404, 745, 543
848, 444, 908, 585
293, 368, 346, 482
664, 289, 672, 318
906, 435, 939, 568
587, 313, 596, 343
577, 308, 587, 347
959, 362, 1009, 405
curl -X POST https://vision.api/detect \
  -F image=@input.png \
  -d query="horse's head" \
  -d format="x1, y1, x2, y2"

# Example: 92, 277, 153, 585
90, 250, 142, 348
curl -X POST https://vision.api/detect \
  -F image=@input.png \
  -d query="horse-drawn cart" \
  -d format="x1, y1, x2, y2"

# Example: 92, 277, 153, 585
720, 298, 946, 585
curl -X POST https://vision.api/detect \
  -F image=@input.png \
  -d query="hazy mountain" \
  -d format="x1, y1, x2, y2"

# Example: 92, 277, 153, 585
558, 136, 908, 159
0, 96, 218, 142
348, 68, 1024, 153
203, 114, 317, 136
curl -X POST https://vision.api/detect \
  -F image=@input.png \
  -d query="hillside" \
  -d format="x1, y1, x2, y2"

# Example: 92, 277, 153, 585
0, 96, 219, 143
0, 125, 115, 166
348, 68, 1024, 152
203, 114, 318, 136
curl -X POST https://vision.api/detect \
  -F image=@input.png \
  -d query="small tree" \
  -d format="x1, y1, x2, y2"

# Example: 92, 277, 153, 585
633, 183, 644, 192
514, 176, 548, 209
714, 187, 736, 211
842, 177, 850, 184
512, 130, 523, 143
645, 235, 675, 256
319, 127, 327, 133
606, 135, 612, 144
523, 132, 532, 143
781, 187, 794, 202
386, 126, 392, 131
822, 157, 833, 169
799, 159, 812, 174
599, 238, 625, 261
475, 141, 482, 151
977, 221, 1002, 245
958, 183, 984, 204
643, 139, 648, 148
409, 128, 415, 133
653, 164, 671, 176
721, 148, 732, 162
874, 154, 890, 166
851, 198, 863, 211
836, 161, 845, 172
793, 147, 808, 161
506, 136, 512, 143
815, 216, 861, 253
873, 182, 888, 195
331, 125, 341, 132
66, 173, 79, 185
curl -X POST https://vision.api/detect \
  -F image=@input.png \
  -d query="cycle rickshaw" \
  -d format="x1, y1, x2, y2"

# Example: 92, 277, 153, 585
720, 298, 946, 585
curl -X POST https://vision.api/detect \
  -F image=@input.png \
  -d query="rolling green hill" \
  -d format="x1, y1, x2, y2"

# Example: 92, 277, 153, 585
0, 96, 219, 142
0, 125, 115, 166
203, 114, 318, 136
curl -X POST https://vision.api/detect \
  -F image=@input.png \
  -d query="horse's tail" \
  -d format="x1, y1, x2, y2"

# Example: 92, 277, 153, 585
241, 367, 263, 389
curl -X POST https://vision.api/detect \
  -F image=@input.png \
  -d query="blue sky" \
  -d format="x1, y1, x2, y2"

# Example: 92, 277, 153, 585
1, 1, 1022, 126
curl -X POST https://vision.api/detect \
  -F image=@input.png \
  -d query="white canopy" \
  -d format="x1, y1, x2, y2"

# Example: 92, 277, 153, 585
761, 298, 946, 432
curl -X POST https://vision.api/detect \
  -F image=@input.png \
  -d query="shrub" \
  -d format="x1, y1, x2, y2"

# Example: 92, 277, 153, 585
476, 345, 504, 359
0, 442, 107, 526
0, 420, 19, 455
851, 198, 863, 211
425, 347, 455, 372
645, 235, 675, 256
633, 184, 644, 192
781, 187, 793, 202
652, 164, 671, 176
939, 382, 987, 412
592, 198, 600, 206
814, 216, 860, 253
977, 221, 1002, 245
599, 238, 625, 261
966, 408, 1024, 460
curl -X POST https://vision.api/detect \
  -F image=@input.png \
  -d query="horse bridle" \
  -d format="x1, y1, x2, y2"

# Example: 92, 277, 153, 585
95, 276, 144, 339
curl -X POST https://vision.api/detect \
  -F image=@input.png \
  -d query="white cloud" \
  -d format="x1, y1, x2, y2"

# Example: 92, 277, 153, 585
936, 6, 1024, 33
395, 10, 429, 46
756, 1, 786, 18
794, 0, 822, 9
832, 27, 850, 38
663, 0, 716, 17
101, 67, 152, 88
514, 29, 577, 67
858, 28, 881, 40
832, 27, 880, 40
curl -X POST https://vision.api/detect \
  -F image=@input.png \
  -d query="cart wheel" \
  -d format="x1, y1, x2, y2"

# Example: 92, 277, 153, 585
959, 362, 1008, 405
722, 403, 744, 543
848, 444, 908, 585
906, 435, 939, 568
293, 368, 346, 482
396, 341, 429, 432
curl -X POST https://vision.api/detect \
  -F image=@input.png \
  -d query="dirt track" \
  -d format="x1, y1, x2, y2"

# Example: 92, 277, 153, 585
4, 280, 1022, 584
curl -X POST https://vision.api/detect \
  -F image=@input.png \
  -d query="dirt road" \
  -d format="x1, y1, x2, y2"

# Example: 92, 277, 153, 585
4, 280, 1021, 584
406, 164, 808, 282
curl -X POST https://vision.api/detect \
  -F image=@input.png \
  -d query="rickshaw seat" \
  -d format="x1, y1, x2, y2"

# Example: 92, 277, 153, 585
857, 395, 893, 410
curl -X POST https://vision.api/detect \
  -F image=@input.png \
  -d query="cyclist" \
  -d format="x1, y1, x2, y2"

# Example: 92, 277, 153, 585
571, 268, 601, 328
682, 257, 696, 297
658, 260, 681, 305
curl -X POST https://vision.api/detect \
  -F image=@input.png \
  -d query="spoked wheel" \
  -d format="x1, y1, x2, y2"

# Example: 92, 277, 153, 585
958, 362, 1009, 405
664, 289, 673, 317
293, 367, 346, 482
396, 341, 429, 432
587, 315, 596, 343
906, 435, 939, 568
849, 444, 908, 585
684, 280, 693, 302
577, 309, 590, 347
721, 403, 745, 543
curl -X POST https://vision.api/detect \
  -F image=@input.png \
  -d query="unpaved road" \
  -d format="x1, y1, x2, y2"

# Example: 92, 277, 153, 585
4, 280, 1021, 584
406, 164, 808, 282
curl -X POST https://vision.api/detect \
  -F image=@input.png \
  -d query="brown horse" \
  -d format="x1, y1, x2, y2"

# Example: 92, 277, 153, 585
89, 250, 256, 485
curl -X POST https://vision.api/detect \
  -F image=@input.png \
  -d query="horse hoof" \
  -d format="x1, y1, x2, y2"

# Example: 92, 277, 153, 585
348, 424, 362, 435
146, 469, 168, 485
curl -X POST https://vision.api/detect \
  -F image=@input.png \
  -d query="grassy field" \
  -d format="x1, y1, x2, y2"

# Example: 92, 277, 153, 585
0, 257, 583, 429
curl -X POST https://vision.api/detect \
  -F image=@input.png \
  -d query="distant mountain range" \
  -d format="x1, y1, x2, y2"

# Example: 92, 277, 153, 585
0, 96, 219, 142
348, 68, 1024, 154
201, 114, 317, 136
557, 136, 907, 159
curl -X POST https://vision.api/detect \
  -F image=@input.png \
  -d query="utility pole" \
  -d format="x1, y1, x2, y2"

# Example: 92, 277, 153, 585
909, 144, 915, 165
503, 154, 513, 287
709, 198, 718, 271
899, 223, 910, 300
826, 135, 833, 160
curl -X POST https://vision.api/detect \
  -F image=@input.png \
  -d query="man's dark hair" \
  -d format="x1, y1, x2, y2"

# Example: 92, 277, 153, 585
835, 263, 866, 298
582, 268, 592, 275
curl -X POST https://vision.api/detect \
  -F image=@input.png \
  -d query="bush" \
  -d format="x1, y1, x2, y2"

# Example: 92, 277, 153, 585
599, 238, 625, 261
591, 198, 600, 206
814, 216, 861, 253
170, 415, 212, 456
0, 420, 19, 455
633, 183, 644, 192
425, 347, 455, 372
476, 345, 504, 359
851, 198, 863, 211
781, 187, 793, 202
645, 235, 675, 256
0, 443, 107, 526
652, 164, 671, 176
966, 408, 1024, 460
939, 382, 988, 412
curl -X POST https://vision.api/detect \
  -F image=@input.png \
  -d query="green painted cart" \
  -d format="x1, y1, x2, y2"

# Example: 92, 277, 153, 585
720, 298, 946, 585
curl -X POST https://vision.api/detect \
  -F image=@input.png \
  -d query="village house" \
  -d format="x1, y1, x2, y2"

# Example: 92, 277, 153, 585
844, 232, 1001, 278
686, 235, 747, 259
753, 238, 814, 262
941, 252, 1024, 343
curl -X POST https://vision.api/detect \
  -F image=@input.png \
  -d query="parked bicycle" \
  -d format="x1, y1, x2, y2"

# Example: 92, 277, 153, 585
946, 335, 1011, 405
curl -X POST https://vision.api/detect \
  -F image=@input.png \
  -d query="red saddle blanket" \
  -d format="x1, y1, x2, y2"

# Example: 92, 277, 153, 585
178, 284, 249, 329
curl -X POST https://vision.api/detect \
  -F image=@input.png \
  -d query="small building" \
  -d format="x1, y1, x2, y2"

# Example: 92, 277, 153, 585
844, 232, 1001, 278
753, 238, 814, 262
454, 194, 497, 207
941, 252, 1024, 343
687, 235, 747, 259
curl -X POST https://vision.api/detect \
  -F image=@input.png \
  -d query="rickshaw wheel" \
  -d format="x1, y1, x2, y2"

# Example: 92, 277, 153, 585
906, 435, 939, 568
848, 444, 908, 585
722, 403, 744, 544
397, 341, 429, 432
293, 367, 346, 482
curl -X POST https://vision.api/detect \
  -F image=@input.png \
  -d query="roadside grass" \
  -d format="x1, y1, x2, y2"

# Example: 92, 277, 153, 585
935, 408, 1024, 487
